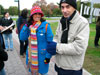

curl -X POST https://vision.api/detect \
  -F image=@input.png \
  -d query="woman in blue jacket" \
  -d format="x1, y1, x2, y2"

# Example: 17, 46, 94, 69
20, 6, 53, 75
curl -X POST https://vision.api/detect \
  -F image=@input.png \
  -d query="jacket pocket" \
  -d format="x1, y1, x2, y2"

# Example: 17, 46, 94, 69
40, 49, 46, 55
37, 30, 46, 41
39, 48, 46, 62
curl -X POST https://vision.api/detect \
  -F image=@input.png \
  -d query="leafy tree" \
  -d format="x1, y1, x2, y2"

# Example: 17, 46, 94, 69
45, 5, 52, 17
8, 6, 18, 15
94, 3, 100, 8
0, 5, 4, 15
53, 8, 62, 16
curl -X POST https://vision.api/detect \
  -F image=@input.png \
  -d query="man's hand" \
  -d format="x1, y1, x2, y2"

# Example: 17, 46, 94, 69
47, 41, 57, 55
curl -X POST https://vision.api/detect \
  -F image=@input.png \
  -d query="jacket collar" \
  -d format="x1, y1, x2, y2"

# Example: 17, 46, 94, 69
67, 10, 76, 22
5, 17, 11, 20
36, 21, 46, 31
70, 10, 80, 24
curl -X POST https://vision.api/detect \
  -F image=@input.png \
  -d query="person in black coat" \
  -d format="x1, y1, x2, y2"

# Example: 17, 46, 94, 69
16, 9, 28, 57
0, 27, 8, 75
0, 17, 5, 49
94, 16, 100, 48
0, 12, 14, 51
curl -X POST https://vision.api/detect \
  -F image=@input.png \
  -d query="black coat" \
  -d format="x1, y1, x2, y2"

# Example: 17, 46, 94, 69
0, 17, 5, 49
0, 17, 14, 34
0, 42, 8, 71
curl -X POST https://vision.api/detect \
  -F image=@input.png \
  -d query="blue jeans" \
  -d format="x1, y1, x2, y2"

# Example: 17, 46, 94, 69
0, 68, 6, 75
3, 33, 13, 50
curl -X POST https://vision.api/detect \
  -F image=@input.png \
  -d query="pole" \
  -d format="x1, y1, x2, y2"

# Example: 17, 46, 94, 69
80, 0, 83, 16
18, 0, 20, 17
0, 7, 1, 15
89, 1, 93, 23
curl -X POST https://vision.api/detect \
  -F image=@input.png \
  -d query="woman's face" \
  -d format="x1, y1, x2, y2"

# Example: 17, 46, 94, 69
33, 13, 42, 21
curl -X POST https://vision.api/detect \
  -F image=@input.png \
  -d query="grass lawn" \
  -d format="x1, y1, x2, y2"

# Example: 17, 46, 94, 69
12, 17, 59, 21
13, 18, 17, 21
44, 17, 59, 20
84, 23, 100, 75
50, 22, 100, 75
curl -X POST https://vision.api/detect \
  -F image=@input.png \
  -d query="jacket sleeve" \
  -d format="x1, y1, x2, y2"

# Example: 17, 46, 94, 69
55, 21, 61, 42
46, 23, 54, 58
20, 24, 30, 41
56, 22, 90, 56
0, 43, 8, 61
16, 17, 21, 34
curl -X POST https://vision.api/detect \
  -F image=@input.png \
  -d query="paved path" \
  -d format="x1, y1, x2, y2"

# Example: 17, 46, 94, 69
4, 29, 92, 75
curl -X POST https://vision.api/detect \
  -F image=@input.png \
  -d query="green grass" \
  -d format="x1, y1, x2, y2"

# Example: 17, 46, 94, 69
50, 22, 100, 75
50, 22, 58, 35
12, 18, 17, 21
12, 17, 59, 21
84, 23, 100, 75
45, 18, 59, 20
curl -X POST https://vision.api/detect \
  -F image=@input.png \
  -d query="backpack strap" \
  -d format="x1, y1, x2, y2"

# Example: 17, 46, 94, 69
45, 23, 48, 33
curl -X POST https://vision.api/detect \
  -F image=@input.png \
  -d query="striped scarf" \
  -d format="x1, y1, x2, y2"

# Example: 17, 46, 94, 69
28, 21, 41, 71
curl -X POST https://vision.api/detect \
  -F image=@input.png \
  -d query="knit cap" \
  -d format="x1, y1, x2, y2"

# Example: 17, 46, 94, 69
30, 6, 44, 17
60, 0, 77, 9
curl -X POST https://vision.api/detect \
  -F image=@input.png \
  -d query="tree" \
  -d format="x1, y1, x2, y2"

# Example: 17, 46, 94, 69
33, 0, 47, 14
8, 6, 18, 15
45, 5, 53, 17
94, 3, 100, 8
53, 8, 62, 16
0, 5, 4, 15
33, 0, 47, 7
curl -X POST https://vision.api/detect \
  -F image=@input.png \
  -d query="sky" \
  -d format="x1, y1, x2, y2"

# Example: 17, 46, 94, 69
81, 0, 100, 3
0, 0, 100, 10
0, 0, 59, 10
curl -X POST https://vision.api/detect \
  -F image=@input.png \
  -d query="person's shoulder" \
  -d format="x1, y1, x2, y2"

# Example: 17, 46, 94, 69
79, 15, 88, 24
18, 16, 23, 19
42, 21, 49, 25
8, 17, 13, 21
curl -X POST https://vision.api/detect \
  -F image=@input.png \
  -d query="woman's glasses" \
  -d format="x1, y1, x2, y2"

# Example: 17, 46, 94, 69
34, 13, 41, 15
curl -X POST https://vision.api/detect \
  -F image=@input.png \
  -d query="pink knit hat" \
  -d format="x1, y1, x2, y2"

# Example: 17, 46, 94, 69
30, 6, 44, 17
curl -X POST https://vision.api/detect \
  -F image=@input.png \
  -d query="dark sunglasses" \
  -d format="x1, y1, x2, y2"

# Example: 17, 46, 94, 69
34, 13, 41, 15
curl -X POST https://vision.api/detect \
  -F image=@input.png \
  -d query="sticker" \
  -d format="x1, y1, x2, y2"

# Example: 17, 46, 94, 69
40, 34, 43, 36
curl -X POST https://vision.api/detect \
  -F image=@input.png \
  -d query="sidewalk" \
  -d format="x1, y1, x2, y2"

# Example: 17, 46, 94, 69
4, 30, 28, 75
4, 29, 91, 75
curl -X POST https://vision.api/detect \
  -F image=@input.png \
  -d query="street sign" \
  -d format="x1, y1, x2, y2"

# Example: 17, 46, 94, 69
14, 0, 18, 2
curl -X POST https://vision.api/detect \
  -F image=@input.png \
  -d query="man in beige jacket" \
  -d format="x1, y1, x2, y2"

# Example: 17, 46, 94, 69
47, 0, 90, 75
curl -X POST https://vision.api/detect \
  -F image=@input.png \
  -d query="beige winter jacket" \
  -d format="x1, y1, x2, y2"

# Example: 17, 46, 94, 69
55, 11, 90, 70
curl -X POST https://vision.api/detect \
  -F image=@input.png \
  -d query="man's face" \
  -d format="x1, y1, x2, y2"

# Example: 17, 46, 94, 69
5, 13, 9, 18
61, 3, 75, 18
